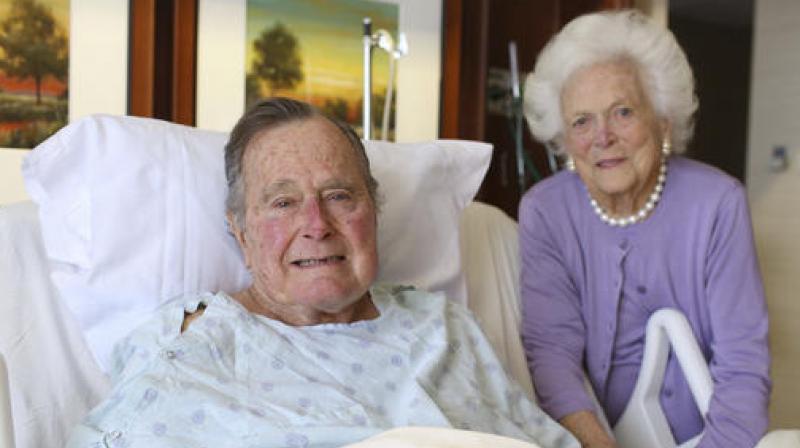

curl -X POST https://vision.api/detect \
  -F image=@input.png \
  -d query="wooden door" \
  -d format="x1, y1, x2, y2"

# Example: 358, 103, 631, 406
441, 0, 632, 218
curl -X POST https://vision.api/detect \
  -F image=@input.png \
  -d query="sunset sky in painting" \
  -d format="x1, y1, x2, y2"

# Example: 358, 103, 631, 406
246, 0, 398, 104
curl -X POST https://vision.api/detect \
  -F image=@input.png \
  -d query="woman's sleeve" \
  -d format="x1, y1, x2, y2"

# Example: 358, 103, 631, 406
518, 193, 595, 421
699, 183, 771, 447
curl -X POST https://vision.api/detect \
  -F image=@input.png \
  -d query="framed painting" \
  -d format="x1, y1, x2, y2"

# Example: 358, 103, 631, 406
0, 0, 127, 203
0, 0, 69, 149
196, 0, 442, 142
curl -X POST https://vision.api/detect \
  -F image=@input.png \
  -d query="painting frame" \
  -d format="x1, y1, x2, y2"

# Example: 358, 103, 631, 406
0, 0, 129, 203
195, 0, 442, 142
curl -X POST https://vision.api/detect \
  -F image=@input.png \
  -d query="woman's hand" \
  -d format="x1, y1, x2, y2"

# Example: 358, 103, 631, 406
559, 410, 617, 448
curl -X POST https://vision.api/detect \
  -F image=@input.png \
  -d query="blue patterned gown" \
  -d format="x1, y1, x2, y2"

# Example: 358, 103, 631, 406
66, 285, 578, 448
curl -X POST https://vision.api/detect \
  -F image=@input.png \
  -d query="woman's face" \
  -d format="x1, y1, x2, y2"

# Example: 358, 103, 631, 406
560, 60, 668, 211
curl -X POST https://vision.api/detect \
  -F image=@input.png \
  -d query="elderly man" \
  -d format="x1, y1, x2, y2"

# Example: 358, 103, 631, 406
66, 98, 577, 448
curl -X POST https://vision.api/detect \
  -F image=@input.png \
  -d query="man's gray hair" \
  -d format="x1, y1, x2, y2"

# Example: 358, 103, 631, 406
524, 9, 698, 154
224, 97, 380, 230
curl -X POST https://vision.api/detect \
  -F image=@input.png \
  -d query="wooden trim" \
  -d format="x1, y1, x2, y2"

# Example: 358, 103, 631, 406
172, 0, 197, 125
129, 0, 156, 117
601, 0, 634, 8
440, 0, 489, 140
440, 0, 462, 138
460, 0, 489, 140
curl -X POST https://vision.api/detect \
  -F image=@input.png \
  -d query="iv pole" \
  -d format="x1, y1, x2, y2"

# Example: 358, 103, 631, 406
362, 18, 373, 140
362, 17, 407, 141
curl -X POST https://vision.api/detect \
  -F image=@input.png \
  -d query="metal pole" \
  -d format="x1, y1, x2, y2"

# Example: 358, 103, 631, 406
362, 18, 373, 140
509, 41, 526, 192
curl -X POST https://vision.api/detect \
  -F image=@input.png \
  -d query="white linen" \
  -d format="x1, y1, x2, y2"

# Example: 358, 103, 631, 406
21, 115, 492, 372
343, 427, 542, 448
459, 202, 533, 399
0, 202, 110, 448
0, 353, 13, 448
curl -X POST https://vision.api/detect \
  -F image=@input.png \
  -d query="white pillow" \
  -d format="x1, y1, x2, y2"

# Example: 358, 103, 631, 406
22, 114, 491, 372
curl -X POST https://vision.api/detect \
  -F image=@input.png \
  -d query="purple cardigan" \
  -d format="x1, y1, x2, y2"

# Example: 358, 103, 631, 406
519, 156, 771, 447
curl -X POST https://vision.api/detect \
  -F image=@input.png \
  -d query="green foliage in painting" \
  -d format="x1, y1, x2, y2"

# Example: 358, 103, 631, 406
321, 97, 348, 122
0, 0, 68, 105
251, 22, 303, 96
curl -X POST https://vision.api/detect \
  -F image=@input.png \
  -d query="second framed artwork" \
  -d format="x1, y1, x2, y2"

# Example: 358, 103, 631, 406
196, 0, 441, 142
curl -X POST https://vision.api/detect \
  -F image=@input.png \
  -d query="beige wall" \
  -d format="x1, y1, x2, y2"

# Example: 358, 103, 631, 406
0, 151, 29, 204
635, 0, 668, 27
747, 0, 800, 429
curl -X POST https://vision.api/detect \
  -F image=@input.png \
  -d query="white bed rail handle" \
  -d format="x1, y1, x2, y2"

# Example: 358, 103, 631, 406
613, 308, 714, 448
0, 353, 15, 448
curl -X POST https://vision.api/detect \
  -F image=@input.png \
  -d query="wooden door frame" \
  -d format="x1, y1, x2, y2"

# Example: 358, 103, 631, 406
129, 0, 197, 125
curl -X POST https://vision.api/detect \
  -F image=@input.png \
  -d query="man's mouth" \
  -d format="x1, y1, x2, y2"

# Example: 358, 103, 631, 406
291, 255, 346, 267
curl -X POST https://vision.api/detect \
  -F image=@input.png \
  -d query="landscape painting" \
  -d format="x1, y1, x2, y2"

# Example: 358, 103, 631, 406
0, 0, 69, 149
246, 0, 398, 137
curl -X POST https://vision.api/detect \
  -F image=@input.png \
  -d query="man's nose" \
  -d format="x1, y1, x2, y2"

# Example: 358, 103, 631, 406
300, 199, 333, 240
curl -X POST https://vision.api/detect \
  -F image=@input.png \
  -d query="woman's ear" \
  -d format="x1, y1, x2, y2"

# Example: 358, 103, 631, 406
227, 212, 250, 268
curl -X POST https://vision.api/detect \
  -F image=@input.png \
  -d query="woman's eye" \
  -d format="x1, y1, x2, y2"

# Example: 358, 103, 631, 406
616, 106, 633, 118
572, 115, 590, 130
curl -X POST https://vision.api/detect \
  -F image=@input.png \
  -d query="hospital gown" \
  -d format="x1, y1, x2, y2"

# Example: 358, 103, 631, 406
66, 285, 578, 448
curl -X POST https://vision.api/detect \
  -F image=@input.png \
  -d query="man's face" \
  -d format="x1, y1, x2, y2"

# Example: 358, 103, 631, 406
232, 117, 378, 316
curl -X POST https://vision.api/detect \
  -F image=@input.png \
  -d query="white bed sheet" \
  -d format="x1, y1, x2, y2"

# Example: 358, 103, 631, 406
0, 202, 109, 448
0, 200, 528, 448
343, 427, 541, 447
459, 202, 533, 399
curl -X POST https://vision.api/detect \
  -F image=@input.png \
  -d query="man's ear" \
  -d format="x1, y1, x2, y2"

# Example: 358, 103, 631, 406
227, 212, 250, 268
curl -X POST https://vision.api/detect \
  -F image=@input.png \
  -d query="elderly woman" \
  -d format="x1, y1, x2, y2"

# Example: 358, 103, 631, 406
519, 10, 770, 448
66, 98, 578, 448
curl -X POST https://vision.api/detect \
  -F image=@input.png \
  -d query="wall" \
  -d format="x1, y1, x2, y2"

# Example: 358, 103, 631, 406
635, 0, 667, 26
0, 151, 28, 204
747, 0, 800, 429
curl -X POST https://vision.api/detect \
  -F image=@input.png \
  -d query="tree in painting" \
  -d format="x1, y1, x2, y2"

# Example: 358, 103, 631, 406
251, 22, 303, 96
0, 0, 68, 105
321, 97, 349, 123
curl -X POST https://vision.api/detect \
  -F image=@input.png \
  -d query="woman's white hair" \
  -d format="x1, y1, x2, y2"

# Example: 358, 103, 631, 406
524, 9, 698, 154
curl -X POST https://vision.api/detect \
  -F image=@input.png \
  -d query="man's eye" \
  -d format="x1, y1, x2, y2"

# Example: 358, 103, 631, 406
273, 198, 293, 208
327, 191, 352, 202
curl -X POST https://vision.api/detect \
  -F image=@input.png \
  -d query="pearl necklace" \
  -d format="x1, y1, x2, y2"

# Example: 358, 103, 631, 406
589, 158, 667, 227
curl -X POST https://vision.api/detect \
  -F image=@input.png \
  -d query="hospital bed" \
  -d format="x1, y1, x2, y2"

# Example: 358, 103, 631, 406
0, 115, 797, 448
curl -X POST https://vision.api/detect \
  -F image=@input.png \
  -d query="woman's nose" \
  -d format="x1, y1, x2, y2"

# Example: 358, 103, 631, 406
300, 199, 333, 240
593, 120, 616, 148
